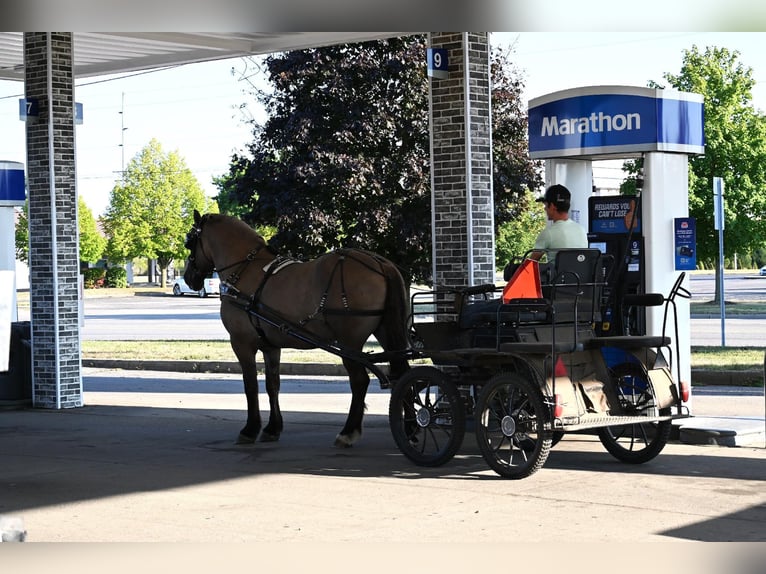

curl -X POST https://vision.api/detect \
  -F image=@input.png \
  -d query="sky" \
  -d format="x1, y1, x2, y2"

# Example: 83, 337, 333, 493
1, 32, 766, 216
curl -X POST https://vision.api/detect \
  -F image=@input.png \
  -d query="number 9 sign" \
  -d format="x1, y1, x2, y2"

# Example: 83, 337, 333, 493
427, 48, 449, 79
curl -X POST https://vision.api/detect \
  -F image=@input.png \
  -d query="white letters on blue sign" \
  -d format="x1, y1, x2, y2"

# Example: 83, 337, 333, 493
541, 112, 641, 136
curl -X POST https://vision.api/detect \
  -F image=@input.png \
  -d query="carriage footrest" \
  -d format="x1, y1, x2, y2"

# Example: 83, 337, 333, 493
585, 335, 670, 350
555, 412, 686, 432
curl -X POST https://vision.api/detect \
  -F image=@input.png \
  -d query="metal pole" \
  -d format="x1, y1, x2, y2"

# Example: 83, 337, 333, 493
718, 225, 725, 346
714, 177, 725, 346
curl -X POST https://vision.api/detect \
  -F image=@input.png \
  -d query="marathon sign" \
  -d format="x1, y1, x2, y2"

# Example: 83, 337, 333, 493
528, 86, 705, 159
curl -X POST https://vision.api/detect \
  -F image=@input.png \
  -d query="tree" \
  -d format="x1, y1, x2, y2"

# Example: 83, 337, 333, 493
78, 196, 106, 264
102, 139, 217, 287
655, 45, 766, 302
491, 44, 545, 234
14, 197, 106, 265
216, 36, 432, 283
495, 189, 546, 265
217, 37, 541, 283
14, 204, 28, 264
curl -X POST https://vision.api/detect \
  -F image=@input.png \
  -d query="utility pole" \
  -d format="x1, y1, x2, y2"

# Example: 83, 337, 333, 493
118, 92, 127, 178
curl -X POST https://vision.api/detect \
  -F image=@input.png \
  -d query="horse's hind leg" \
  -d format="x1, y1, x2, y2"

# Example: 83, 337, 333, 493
335, 358, 370, 448
230, 338, 262, 444
260, 347, 283, 442
373, 325, 410, 386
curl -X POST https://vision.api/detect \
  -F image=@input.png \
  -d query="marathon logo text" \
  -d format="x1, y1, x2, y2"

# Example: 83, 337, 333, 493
540, 111, 641, 136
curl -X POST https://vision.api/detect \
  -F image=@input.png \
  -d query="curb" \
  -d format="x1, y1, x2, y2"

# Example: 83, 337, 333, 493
82, 359, 761, 386
82, 359, 355, 377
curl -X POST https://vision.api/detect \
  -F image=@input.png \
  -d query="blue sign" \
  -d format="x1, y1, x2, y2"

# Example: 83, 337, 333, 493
427, 48, 449, 79
588, 196, 641, 235
528, 86, 705, 159
18, 98, 39, 121
0, 161, 26, 206
674, 217, 697, 271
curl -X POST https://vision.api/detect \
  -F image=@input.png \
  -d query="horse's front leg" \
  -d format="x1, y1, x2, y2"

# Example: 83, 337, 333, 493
230, 338, 262, 444
335, 358, 370, 448
260, 347, 283, 442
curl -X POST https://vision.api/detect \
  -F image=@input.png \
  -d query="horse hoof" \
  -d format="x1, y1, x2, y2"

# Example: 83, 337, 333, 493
259, 431, 280, 442
334, 436, 354, 448
236, 433, 256, 445
334, 431, 360, 448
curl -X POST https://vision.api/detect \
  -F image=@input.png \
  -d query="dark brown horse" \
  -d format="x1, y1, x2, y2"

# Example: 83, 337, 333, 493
183, 210, 411, 447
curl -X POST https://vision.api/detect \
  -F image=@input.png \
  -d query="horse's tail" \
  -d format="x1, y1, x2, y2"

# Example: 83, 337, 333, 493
378, 258, 412, 381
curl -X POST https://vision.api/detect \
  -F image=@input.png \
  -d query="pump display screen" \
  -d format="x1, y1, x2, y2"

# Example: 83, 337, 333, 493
588, 196, 641, 235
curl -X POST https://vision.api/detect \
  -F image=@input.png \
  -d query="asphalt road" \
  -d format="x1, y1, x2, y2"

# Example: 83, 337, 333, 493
14, 272, 766, 345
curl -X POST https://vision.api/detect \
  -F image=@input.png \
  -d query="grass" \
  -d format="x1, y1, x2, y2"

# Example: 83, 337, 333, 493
689, 300, 766, 316
80, 339, 765, 374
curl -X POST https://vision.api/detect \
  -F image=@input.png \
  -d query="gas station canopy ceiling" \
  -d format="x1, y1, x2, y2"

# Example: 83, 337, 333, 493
0, 32, 406, 81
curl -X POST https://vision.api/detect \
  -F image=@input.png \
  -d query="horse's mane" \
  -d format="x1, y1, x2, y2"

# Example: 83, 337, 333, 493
206, 213, 269, 249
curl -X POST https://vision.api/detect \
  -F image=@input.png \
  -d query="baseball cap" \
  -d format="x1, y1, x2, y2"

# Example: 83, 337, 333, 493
536, 184, 571, 210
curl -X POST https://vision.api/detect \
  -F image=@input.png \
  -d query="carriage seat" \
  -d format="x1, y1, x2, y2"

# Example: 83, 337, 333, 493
584, 292, 670, 350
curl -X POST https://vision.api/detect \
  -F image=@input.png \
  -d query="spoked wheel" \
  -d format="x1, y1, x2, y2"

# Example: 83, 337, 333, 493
597, 362, 672, 464
388, 366, 466, 467
475, 372, 552, 479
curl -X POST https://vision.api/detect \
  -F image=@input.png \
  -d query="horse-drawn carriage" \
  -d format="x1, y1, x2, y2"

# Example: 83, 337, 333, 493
389, 249, 692, 478
183, 211, 692, 479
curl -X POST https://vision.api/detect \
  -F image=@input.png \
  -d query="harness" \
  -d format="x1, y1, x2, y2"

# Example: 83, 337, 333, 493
187, 214, 391, 347
224, 248, 388, 348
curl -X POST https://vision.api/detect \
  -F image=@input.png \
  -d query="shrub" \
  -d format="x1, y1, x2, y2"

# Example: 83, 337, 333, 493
82, 267, 105, 289
105, 266, 128, 288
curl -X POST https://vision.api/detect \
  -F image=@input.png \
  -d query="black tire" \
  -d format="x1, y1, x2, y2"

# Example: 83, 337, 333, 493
388, 366, 466, 467
551, 431, 565, 447
475, 372, 552, 479
172, 284, 182, 296
597, 362, 672, 464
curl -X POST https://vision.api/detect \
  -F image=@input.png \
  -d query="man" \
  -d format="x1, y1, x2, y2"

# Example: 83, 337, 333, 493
503, 184, 587, 280
530, 183, 588, 260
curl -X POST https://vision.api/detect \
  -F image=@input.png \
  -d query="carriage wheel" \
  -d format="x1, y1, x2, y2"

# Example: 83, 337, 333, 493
475, 372, 552, 479
597, 362, 672, 464
388, 366, 466, 467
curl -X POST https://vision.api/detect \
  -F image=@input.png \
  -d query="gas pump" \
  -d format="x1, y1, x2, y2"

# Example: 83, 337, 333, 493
588, 192, 647, 336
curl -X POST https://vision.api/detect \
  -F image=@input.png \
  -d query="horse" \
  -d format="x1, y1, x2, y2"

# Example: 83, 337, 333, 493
183, 210, 411, 447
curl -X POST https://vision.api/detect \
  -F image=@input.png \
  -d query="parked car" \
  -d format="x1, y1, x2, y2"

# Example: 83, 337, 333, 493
172, 272, 220, 297
760, 265, 766, 276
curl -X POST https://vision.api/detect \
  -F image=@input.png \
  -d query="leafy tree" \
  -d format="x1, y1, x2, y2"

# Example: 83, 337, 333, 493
495, 189, 546, 265
216, 36, 432, 283
102, 139, 217, 287
15, 197, 106, 266
655, 45, 766, 301
491, 44, 545, 240
217, 37, 541, 284
78, 196, 106, 264
14, 204, 28, 264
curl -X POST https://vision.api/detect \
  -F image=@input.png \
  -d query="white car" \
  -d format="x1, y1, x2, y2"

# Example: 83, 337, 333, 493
760, 265, 766, 276
172, 272, 221, 297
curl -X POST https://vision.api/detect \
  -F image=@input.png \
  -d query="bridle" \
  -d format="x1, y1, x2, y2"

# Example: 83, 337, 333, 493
184, 218, 215, 276
184, 215, 269, 290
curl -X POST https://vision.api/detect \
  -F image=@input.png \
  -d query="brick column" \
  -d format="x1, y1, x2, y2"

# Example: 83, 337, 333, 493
429, 32, 494, 288
24, 33, 82, 408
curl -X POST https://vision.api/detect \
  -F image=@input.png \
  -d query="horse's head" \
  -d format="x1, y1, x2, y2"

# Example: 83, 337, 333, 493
184, 209, 215, 290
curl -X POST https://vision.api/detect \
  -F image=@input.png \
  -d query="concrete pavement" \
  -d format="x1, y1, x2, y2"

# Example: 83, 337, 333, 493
0, 367, 764, 544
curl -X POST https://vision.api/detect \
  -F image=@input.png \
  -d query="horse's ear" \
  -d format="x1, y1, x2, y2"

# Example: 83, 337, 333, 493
194, 209, 202, 224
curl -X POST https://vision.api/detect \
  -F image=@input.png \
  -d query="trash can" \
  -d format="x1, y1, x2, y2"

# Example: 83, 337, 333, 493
0, 321, 32, 403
